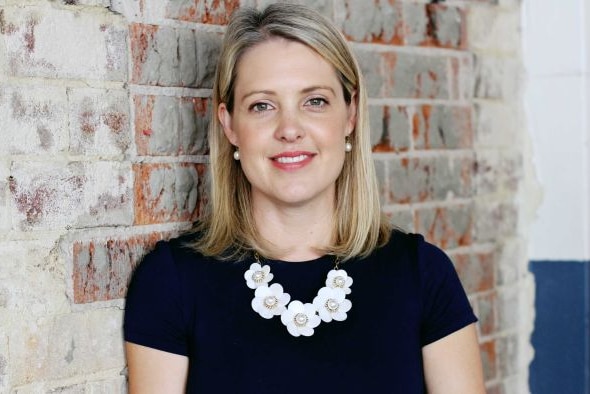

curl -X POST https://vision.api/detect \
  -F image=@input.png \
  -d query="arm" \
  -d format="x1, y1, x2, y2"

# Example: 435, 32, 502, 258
422, 323, 486, 394
126, 342, 189, 394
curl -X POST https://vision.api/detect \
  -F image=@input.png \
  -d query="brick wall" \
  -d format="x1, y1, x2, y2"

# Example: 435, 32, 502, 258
0, 0, 533, 392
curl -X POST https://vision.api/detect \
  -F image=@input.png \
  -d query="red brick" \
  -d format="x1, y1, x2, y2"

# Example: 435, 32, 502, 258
453, 252, 495, 293
134, 163, 209, 225
412, 105, 473, 150
415, 204, 473, 249
403, 4, 467, 49
476, 291, 497, 337
480, 340, 498, 382
485, 384, 503, 394
370, 106, 411, 153
340, 1, 405, 45
387, 156, 473, 204
130, 23, 159, 85
167, 0, 240, 25
135, 95, 210, 156
72, 233, 169, 304
358, 50, 453, 99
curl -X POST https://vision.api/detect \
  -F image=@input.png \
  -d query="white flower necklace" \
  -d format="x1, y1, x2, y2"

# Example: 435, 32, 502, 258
244, 253, 353, 337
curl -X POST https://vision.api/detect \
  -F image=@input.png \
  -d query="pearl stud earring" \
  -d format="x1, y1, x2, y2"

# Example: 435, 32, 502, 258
345, 138, 352, 152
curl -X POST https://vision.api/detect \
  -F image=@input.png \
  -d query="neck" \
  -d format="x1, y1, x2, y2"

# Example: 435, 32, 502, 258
252, 198, 335, 262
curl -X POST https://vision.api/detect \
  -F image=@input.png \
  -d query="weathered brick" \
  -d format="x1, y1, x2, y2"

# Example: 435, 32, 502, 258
9, 162, 133, 230
468, 7, 520, 54
193, 30, 222, 88
412, 105, 473, 150
357, 50, 452, 99
476, 291, 497, 337
0, 239, 68, 316
474, 200, 518, 242
374, 159, 388, 205
0, 334, 7, 392
387, 156, 473, 204
369, 105, 411, 153
134, 162, 209, 225
485, 384, 503, 394
495, 238, 524, 286
110, 0, 142, 21
130, 24, 178, 86
474, 150, 522, 195
480, 340, 498, 382
497, 286, 519, 332
339, 0, 404, 44
9, 310, 125, 385
496, 334, 520, 378
1, 6, 127, 80
72, 232, 168, 303
457, 55, 474, 101
131, 24, 221, 88
473, 55, 522, 101
474, 103, 522, 148
68, 88, 131, 155
165, 0, 240, 24
74, 0, 111, 5
259, 0, 332, 17
0, 162, 10, 231
178, 27, 198, 86
0, 86, 68, 154
41, 376, 127, 393
135, 95, 209, 155
452, 251, 495, 293
386, 209, 414, 233
403, 3, 466, 49
415, 204, 473, 249
85, 377, 127, 393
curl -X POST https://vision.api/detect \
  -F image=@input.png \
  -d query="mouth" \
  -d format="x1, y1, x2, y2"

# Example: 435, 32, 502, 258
270, 152, 315, 168
274, 154, 309, 164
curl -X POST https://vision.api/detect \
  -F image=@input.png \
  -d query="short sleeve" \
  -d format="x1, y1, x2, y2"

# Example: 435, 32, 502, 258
418, 237, 478, 346
123, 240, 189, 356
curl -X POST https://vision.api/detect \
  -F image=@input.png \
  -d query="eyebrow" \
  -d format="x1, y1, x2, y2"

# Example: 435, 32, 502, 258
240, 85, 336, 101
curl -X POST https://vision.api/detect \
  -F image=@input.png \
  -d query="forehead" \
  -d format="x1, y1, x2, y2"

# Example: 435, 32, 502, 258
233, 38, 341, 93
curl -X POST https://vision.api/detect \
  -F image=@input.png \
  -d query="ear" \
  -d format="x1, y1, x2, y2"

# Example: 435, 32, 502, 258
218, 103, 239, 146
345, 90, 358, 137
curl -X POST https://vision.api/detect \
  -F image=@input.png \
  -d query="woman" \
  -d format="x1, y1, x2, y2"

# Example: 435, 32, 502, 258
124, 3, 486, 393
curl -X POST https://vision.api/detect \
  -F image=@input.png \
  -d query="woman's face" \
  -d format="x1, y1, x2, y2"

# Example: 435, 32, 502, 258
218, 38, 356, 210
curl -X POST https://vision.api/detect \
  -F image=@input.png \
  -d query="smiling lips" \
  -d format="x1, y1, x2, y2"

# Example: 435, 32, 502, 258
270, 152, 315, 170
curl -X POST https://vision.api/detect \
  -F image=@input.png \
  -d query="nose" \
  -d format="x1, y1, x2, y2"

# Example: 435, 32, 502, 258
274, 109, 304, 142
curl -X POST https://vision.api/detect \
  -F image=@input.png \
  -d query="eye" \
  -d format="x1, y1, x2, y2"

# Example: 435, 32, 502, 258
306, 97, 328, 107
249, 102, 273, 113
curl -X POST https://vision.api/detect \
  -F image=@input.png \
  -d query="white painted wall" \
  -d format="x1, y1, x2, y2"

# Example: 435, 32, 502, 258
524, 0, 590, 260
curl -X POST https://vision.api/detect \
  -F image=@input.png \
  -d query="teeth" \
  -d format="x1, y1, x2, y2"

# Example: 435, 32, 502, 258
276, 155, 307, 164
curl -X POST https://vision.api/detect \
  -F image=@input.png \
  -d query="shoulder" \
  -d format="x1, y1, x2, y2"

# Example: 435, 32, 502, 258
369, 230, 458, 282
373, 229, 442, 260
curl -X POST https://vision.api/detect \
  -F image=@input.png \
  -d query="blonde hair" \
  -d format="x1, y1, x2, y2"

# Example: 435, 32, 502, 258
194, 3, 390, 260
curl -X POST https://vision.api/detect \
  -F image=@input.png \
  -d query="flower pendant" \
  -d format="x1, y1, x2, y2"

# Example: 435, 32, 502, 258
245, 259, 352, 337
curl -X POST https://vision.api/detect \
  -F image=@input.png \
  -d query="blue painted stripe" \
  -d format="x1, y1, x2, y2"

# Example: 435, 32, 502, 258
529, 260, 590, 394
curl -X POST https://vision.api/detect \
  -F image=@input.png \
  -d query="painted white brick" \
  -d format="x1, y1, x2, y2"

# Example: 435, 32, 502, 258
1, 5, 127, 81
468, 8, 521, 55
0, 240, 69, 316
67, 88, 131, 156
8, 310, 125, 386
0, 86, 68, 155
9, 161, 133, 230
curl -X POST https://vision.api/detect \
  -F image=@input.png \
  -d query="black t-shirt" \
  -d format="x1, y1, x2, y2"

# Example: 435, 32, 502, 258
124, 230, 477, 393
